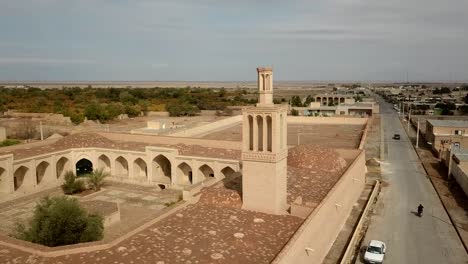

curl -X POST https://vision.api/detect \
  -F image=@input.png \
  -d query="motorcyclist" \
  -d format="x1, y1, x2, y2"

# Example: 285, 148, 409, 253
417, 204, 424, 216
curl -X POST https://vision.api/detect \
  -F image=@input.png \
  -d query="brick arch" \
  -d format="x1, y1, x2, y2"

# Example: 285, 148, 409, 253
98, 154, 111, 173
36, 161, 51, 185
56, 157, 70, 179
152, 154, 171, 183
14, 166, 29, 191
177, 162, 192, 185
134, 158, 147, 179
198, 164, 214, 182
115, 156, 129, 178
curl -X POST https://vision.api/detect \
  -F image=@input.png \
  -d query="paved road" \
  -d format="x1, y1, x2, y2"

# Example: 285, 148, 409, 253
356, 97, 467, 263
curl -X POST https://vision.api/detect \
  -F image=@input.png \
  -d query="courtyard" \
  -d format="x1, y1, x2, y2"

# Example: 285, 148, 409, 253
0, 182, 182, 242
200, 123, 365, 149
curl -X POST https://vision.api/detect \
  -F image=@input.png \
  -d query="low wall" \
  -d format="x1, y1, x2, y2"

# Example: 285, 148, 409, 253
146, 111, 170, 117
99, 132, 242, 150
163, 115, 242, 138
272, 150, 366, 264
358, 117, 373, 150
287, 116, 368, 125
3, 111, 71, 124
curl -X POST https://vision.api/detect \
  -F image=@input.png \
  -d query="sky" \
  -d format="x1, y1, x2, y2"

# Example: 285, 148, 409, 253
0, 0, 467, 82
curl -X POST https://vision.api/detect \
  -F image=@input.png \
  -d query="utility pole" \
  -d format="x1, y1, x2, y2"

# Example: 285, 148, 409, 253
407, 109, 411, 131
40, 121, 44, 141
416, 119, 420, 148
448, 143, 455, 180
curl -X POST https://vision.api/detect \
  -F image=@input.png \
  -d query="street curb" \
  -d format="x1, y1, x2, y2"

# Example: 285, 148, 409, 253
400, 116, 468, 254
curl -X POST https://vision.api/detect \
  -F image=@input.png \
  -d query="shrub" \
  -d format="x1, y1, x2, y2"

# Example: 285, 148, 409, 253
0, 139, 21, 147
291, 109, 299, 116
85, 168, 109, 191
13, 196, 104, 247
61, 171, 86, 194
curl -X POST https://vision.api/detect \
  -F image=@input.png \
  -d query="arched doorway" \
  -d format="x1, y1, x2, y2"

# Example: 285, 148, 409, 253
177, 162, 192, 185
152, 155, 171, 183
76, 159, 93, 176
14, 166, 29, 191
56, 157, 70, 179
198, 164, 214, 183
134, 158, 147, 179
36, 161, 51, 185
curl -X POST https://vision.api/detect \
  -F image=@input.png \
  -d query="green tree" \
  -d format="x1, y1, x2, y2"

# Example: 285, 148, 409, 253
124, 104, 141, 117
85, 168, 109, 191
291, 109, 299, 116
290, 96, 303, 107
13, 196, 104, 247
303, 95, 315, 106
460, 105, 468, 115
84, 102, 105, 121
166, 101, 201, 116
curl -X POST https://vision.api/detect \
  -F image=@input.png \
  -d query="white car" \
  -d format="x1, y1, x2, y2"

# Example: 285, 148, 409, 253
363, 240, 386, 263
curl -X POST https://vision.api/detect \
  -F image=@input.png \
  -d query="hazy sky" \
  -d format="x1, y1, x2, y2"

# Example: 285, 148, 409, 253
0, 0, 467, 82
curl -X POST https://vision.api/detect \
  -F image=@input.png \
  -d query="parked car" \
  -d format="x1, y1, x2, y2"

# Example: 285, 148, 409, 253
364, 240, 386, 263
392, 134, 400, 140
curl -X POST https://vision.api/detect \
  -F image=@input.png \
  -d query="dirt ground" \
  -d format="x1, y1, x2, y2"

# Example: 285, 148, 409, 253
364, 117, 382, 181
200, 123, 365, 149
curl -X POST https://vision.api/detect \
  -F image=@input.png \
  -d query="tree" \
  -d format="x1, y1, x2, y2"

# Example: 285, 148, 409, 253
166, 101, 201, 116
86, 168, 109, 191
291, 109, 299, 116
459, 105, 468, 115
303, 95, 315, 106
290, 96, 302, 107
84, 102, 105, 121
13, 196, 103, 247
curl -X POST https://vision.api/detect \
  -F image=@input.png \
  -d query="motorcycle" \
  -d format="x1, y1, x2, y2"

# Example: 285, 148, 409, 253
417, 204, 424, 217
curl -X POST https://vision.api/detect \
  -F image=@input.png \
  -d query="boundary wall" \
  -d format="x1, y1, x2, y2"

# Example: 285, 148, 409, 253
99, 132, 242, 150
358, 117, 373, 150
287, 116, 368, 125
272, 150, 366, 264
164, 115, 367, 139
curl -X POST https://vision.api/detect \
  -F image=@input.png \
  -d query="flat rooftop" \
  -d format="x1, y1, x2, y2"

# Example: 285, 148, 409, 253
427, 119, 468, 128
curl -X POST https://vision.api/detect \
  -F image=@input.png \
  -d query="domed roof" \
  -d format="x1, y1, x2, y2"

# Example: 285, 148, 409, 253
52, 132, 118, 149
287, 145, 347, 173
